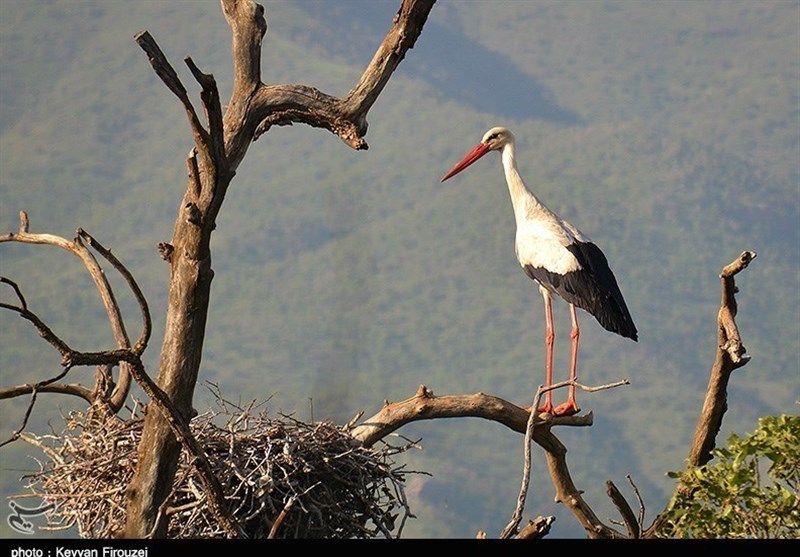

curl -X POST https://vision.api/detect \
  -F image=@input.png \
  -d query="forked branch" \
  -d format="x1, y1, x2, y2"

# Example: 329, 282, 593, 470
352, 379, 630, 539
1, 212, 151, 411
0, 365, 75, 449
0, 217, 237, 530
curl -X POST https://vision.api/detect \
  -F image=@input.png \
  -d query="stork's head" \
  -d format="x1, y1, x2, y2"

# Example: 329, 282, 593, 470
480, 126, 515, 151
441, 127, 514, 182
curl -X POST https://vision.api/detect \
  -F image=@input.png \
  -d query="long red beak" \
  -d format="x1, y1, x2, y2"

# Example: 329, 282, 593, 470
440, 143, 491, 182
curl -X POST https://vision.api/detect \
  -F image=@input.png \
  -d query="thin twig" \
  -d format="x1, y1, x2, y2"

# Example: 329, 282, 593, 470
19, 434, 65, 465
626, 474, 645, 529
268, 497, 295, 539
0, 365, 74, 448
0, 276, 28, 309
77, 229, 151, 356
0, 294, 73, 358
500, 385, 546, 539
571, 378, 630, 393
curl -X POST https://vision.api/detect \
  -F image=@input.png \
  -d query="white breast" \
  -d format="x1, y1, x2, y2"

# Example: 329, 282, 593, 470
513, 212, 586, 275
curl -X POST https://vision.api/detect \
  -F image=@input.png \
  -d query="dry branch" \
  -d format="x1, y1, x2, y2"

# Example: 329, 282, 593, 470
351, 381, 630, 538
626, 474, 646, 529
606, 480, 639, 538
1, 213, 145, 411
0, 277, 73, 359
500, 384, 548, 539
133, 31, 210, 157
350, 384, 595, 448
644, 250, 757, 537
0, 383, 95, 404
689, 250, 756, 467
76, 229, 151, 356
498, 377, 628, 538
0, 365, 73, 449
1, 213, 236, 536
516, 516, 555, 539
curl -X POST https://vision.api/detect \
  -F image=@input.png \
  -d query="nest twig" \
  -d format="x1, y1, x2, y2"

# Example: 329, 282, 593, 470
18, 399, 415, 539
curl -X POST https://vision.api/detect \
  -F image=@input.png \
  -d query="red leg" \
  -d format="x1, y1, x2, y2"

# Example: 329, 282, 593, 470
537, 288, 556, 414
553, 303, 580, 417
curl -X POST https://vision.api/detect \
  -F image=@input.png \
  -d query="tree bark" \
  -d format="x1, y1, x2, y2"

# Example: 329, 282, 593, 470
123, 0, 435, 538
687, 250, 755, 466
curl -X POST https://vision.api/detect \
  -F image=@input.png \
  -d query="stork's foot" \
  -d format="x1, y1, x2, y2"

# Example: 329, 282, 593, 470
537, 401, 555, 414
551, 399, 580, 417
537, 398, 581, 417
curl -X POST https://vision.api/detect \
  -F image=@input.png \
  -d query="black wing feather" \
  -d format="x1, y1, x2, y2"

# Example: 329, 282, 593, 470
523, 241, 638, 341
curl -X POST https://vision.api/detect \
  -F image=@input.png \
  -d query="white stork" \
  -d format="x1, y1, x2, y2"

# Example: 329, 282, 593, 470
441, 127, 637, 416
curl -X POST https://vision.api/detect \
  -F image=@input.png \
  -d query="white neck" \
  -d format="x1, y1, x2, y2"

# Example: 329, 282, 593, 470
501, 142, 541, 223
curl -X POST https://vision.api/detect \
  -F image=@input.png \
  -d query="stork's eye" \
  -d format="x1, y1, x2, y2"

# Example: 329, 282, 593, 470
488, 133, 499, 141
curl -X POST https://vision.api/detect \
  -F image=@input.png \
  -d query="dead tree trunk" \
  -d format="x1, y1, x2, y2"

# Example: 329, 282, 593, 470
123, 0, 435, 538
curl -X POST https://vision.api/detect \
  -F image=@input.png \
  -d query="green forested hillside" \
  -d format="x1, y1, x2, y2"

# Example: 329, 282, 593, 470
1, 0, 798, 539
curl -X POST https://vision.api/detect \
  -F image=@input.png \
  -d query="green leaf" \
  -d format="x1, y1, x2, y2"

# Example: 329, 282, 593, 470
662, 414, 800, 539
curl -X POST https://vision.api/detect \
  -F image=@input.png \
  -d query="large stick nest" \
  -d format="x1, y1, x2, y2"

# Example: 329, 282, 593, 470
19, 399, 415, 538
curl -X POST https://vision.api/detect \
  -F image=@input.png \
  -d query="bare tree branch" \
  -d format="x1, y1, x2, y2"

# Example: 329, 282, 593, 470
498, 377, 629, 539
645, 250, 757, 538
0, 365, 74, 449
500, 384, 547, 539
220, 0, 266, 97
516, 516, 555, 539
76, 229, 151, 357
626, 474, 646, 530
0, 382, 95, 404
350, 379, 627, 448
1, 213, 140, 411
243, 0, 437, 155
133, 31, 210, 158
689, 250, 756, 467
1, 278, 75, 359
351, 379, 631, 539
349, 384, 594, 448
539, 426, 625, 538
606, 480, 639, 538
184, 57, 226, 171
1, 276, 28, 309
341, 0, 434, 129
